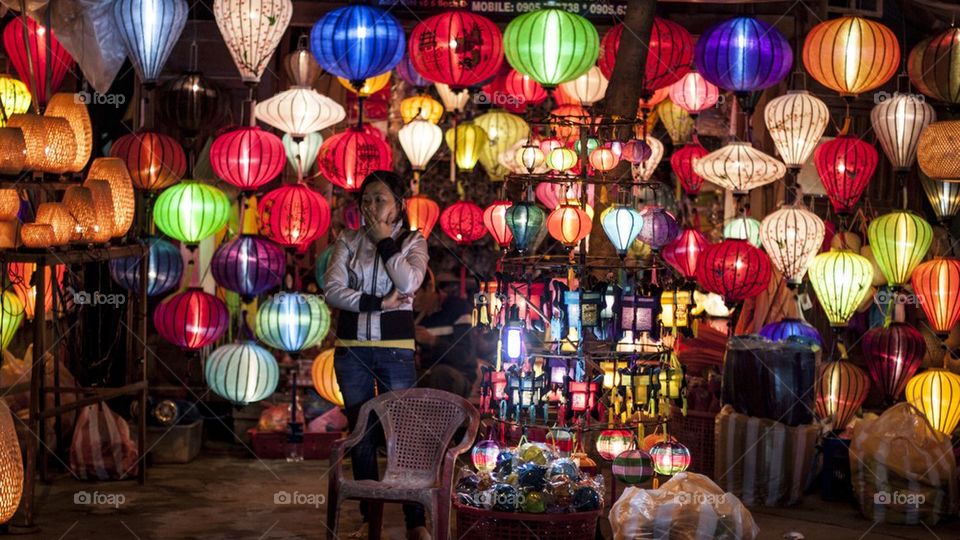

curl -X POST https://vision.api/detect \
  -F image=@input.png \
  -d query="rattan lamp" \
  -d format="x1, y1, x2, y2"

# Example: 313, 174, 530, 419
0, 189, 18, 221
35, 202, 76, 246
82, 179, 116, 243
0, 399, 23, 525
87, 157, 135, 237
0, 127, 26, 175
918, 120, 960, 181
45, 93, 92, 172
20, 223, 55, 248
7, 114, 77, 174
63, 186, 96, 242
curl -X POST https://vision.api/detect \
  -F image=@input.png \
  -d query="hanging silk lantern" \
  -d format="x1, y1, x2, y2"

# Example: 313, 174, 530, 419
2, 17, 73, 106
670, 141, 708, 196
589, 147, 619, 172
255, 87, 346, 138
7, 114, 76, 174
214, 0, 292, 83
406, 194, 440, 239
862, 323, 925, 404
921, 174, 960, 223
650, 440, 691, 476
159, 72, 224, 135
283, 132, 323, 177
662, 227, 708, 280
212, 235, 285, 301
669, 70, 719, 115
396, 53, 428, 89
505, 202, 545, 253
318, 127, 392, 191
612, 449, 653, 485
908, 28, 960, 104
547, 204, 591, 247
154, 288, 229, 350
8, 263, 65, 320
34, 203, 74, 246
255, 292, 331, 352
803, 16, 899, 97
630, 136, 665, 182
113, 0, 188, 83
723, 217, 761, 248
905, 369, 960, 436
808, 250, 874, 327
695, 142, 786, 195
918, 120, 960, 182
911, 258, 960, 335
759, 318, 823, 346
87, 157, 135, 238
596, 429, 634, 461
867, 211, 933, 287
546, 147, 578, 172
399, 120, 442, 172
445, 122, 487, 172
871, 93, 935, 173
408, 12, 503, 89
763, 91, 830, 169
310, 4, 405, 89
696, 239, 772, 303
210, 127, 286, 192
337, 71, 391, 97
154, 181, 231, 245
434, 83, 470, 113
311, 348, 345, 407
475, 110, 530, 179
549, 104, 589, 144
760, 205, 825, 286
109, 236, 183, 296
440, 201, 486, 245
503, 7, 598, 87
483, 200, 513, 249
43, 93, 91, 172
601, 205, 643, 257
814, 136, 879, 214
695, 16, 792, 93
206, 341, 279, 404
400, 94, 444, 124
515, 141, 546, 174
504, 69, 547, 107
637, 206, 679, 250
0, 291, 23, 350
258, 182, 330, 250
558, 66, 608, 106
0, 75, 30, 126
285, 46, 322, 87
816, 360, 870, 431
656, 98, 695, 145
110, 132, 187, 191
598, 18, 693, 91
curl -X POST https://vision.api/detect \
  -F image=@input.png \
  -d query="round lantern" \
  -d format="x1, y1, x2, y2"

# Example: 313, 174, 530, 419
87, 157, 135, 238
871, 93, 935, 173
637, 206, 679, 250
803, 16, 899, 97
434, 83, 470, 113
612, 449, 653, 485
558, 66, 608, 106
596, 429, 634, 461
696, 239, 772, 304
908, 28, 960, 104
515, 141, 546, 174
695, 142, 786, 195
408, 12, 503, 89
445, 123, 487, 172
318, 127, 392, 191
656, 98, 695, 145
759, 318, 822, 346
0, 75, 30, 126
862, 323, 925, 404
440, 201, 486, 245
547, 204, 591, 247
475, 110, 530, 180
284, 47, 322, 88
255, 292, 331, 353
483, 201, 513, 249
471, 439, 501, 473
214, 0, 292, 83
159, 72, 224, 135
546, 147, 578, 172
662, 227, 708, 280
212, 234, 285, 301
258, 183, 331, 250
505, 202, 545, 253
808, 250, 874, 327
2, 17, 73, 106
400, 94, 444, 124
918, 120, 960, 182
601, 205, 643, 257
589, 147, 619, 172
504, 69, 547, 107
109, 236, 183, 297
206, 341, 280, 404
283, 132, 323, 177
0, 398, 23, 524
311, 348, 344, 407
406, 194, 441, 239
154, 288, 229, 350
210, 127, 286, 192
503, 7, 599, 87
763, 91, 830, 169
598, 18, 693, 91
669, 70, 719, 115
399, 120, 443, 173
337, 71, 391, 97
920, 174, 960, 223
816, 360, 870, 432
649, 440, 691, 476
309, 4, 405, 89
814, 136, 879, 214
255, 86, 346, 138
113, 0, 188, 83
629, 136, 665, 182
7, 114, 76, 174
0, 291, 23, 349
154, 181, 231, 245
867, 211, 933, 287
905, 369, 960, 436
759, 204, 826, 286
695, 16, 792, 94
911, 258, 960, 335
670, 141, 708, 196
723, 217, 761, 247
110, 132, 187, 191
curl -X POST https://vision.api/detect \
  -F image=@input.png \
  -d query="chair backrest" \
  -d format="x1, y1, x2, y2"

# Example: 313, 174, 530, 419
367, 388, 477, 485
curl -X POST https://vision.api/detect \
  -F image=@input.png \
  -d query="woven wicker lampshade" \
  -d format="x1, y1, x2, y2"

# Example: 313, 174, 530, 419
0, 189, 18, 221
0, 399, 23, 524
20, 223, 54, 248
918, 120, 960, 181
0, 127, 25, 175
34, 202, 75, 245
82, 179, 116, 243
45, 93, 93, 172
63, 186, 97, 242
0, 74, 31, 126
87, 157, 135, 237
7, 114, 77, 174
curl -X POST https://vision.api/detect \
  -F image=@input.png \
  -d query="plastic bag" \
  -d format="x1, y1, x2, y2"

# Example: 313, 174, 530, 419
610, 472, 759, 540
69, 403, 138, 480
849, 402, 958, 525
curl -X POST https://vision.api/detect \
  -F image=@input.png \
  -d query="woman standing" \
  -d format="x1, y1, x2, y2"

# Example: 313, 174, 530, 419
324, 170, 430, 540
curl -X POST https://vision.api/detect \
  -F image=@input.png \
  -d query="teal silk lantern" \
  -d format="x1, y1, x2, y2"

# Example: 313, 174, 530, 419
601, 204, 643, 257
154, 181, 231, 245
723, 217, 762, 248
867, 211, 933, 287
205, 341, 280, 405
503, 7, 599, 87
255, 292, 331, 353
504, 202, 545, 253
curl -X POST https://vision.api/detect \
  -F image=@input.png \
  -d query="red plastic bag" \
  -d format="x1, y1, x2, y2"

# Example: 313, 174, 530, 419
69, 403, 139, 480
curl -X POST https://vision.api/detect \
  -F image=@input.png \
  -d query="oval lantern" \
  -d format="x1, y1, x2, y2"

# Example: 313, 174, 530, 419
871, 93, 935, 173
763, 91, 830, 169
0, 291, 23, 350
210, 127, 286, 192
759, 318, 823, 346
284, 47, 322, 88
483, 200, 513, 249
862, 323, 925, 404
650, 440, 691, 476
598, 18, 693, 91
258, 183, 331, 250
601, 204, 643, 257
309, 4, 405, 89
154, 181, 231, 245
214, 0, 292, 83
255, 292, 331, 352
399, 120, 443, 172
408, 12, 503, 89
911, 258, 960, 335
212, 234, 285, 301
612, 449, 653, 485
2, 17, 74, 106
803, 16, 899, 97
505, 202, 545, 253
440, 201, 486, 246
337, 72, 391, 97
908, 28, 960, 104
255, 87, 346, 138
154, 288, 229, 350
471, 439, 500, 473
867, 211, 933, 287
109, 236, 183, 297
596, 429, 634, 461
113, 0, 189, 83
434, 83, 470, 113
318, 127, 393, 191
656, 98, 695, 145
662, 227, 708, 280
547, 204, 592, 247
670, 141, 708, 196
669, 70, 719, 115
695, 16, 792, 94
760, 204, 825, 287
406, 194, 441, 239
813, 136, 879, 214
503, 7, 599, 87
110, 132, 187, 191
206, 341, 280, 404
311, 348, 344, 407
905, 369, 960, 436
694, 142, 786, 195
159, 72, 224, 135
816, 360, 870, 432
558, 66, 608, 106
45, 93, 92, 172
808, 250, 874, 327
918, 120, 960, 182
445, 122, 487, 172
637, 206, 679, 250
400, 94, 444, 125
696, 239, 772, 304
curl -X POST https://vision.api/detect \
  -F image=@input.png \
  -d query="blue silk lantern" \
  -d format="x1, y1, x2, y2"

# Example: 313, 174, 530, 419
255, 292, 331, 353
504, 202, 545, 253
109, 236, 183, 297
113, 0, 189, 83
601, 205, 643, 257
694, 16, 792, 95
211, 235, 285, 302
206, 341, 280, 405
760, 318, 823, 346
310, 5, 405, 90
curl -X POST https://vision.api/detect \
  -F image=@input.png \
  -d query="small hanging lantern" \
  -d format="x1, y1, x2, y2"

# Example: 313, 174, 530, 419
159, 72, 224, 135
109, 236, 183, 297
504, 69, 547, 107
206, 341, 280, 405
255, 292, 331, 353
445, 122, 487, 172
337, 72, 391, 97
601, 204, 643, 257
596, 429, 634, 461
400, 95, 444, 124
662, 227, 708, 280
408, 11, 503, 90
284, 47, 322, 88
113, 0, 188, 83
406, 194, 441, 239
629, 136, 665, 182
396, 53, 429, 89
2, 17, 74, 106
483, 200, 513, 249
547, 203, 591, 247
669, 70, 719, 115
723, 217, 761, 248
283, 132, 323, 177
558, 66, 608, 106
154, 288, 229, 350
670, 141, 708, 196
694, 142, 786, 195
0, 75, 30, 126
637, 206, 679, 250
546, 147, 578, 173
210, 126, 286, 192
255, 87, 346, 138
212, 234, 286, 301
503, 6, 599, 87
815, 360, 870, 432
871, 93, 935, 173
505, 202, 545, 253
318, 127, 393, 191
763, 91, 830, 170
656, 98, 695, 145
808, 250, 874, 327
759, 204, 826, 287
911, 258, 960, 335
867, 211, 933, 288
650, 440, 691, 476
434, 83, 470, 113
695, 16, 792, 94
695, 239, 772, 304
612, 449, 654, 485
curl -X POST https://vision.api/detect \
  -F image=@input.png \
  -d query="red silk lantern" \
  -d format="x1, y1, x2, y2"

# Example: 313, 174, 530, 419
483, 200, 513, 248
154, 288, 229, 350
2, 17, 73, 106
598, 18, 693, 91
406, 194, 440, 239
504, 69, 547, 108
862, 323, 925, 403
550, 104, 590, 144
317, 127, 392, 191
8, 263, 65, 320
662, 227, 708, 280
816, 360, 869, 432
258, 182, 331, 250
552, 85, 578, 106
547, 203, 592, 247
210, 127, 285, 191
695, 239, 772, 304
440, 201, 486, 245
408, 11, 503, 90
110, 132, 187, 191
911, 258, 960, 335
814, 136, 879, 215
670, 141, 709, 196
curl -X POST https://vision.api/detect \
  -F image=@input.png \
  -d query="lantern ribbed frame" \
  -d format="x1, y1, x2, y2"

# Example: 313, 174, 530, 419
154, 181, 231, 245
19, 223, 54, 248
440, 201, 486, 245
62, 186, 97, 242
87, 157, 135, 237
109, 236, 183, 296
871, 94, 935, 172
656, 98, 694, 145
154, 288, 229, 350
546, 147, 578, 172
669, 70, 719, 114
589, 147, 619, 172
258, 182, 330, 249
214, 0, 292, 83
7, 114, 76, 174
206, 341, 279, 404
483, 200, 514, 248
2, 17, 72, 106
547, 204, 592, 247
212, 234, 285, 300
0, 399, 23, 524
505, 202, 544, 253
255, 87, 346, 138
905, 369, 960, 436
113, 0, 188, 83
670, 141, 708, 196
908, 28, 960, 104
445, 122, 487, 172
285, 48, 322, 87
503, 7, 599, 87
867, 211, 933, 287
911, 258, 960, 334
283, 132, 323, 176
406, 194, 440, 239
318, 127, 392, 191
918, 120, 960, 182
815, 360, 870, 431
210, 126, 286, 191
600, 204, 643, 256
629, 136, 665, 182
0, 190, 18, 221
504, 69, 547, 107
637, 206, 679, 250
0, 291, 22, 349
724, 217, 761, 247
695, 16, 792, 93
44, 93, 92, 172
0, 75, 30, 126
662, 227, 708, 279
764, 91, 830, 169
434, 83, 470, 112
921, 174, 960, 222
0, 128, 25, 175
311, 349, 344, 407
513, 140, 546, 174
397, 53, 429, 88
808, 250, 874, 327
408, 11, 503, 89
8, 263, 65, 320
110, 132, 187, 191
695, 142, 786, 194
309, 4, 405, 87
399, 120, 442, 171
558, 66, 608, 106
82, 179, 116, 243
814, 136, 879, 213
760, 204, 825, 285
400, 95, 444, 124
34, 202, 74, 246
337, 72, 390, 97
255, 292, 331, 353
862, 322, 925, 403
803, 16, 899, 97
695, 238, 772, 302
599, 18, 693, 91
612, 449, 653, 484
159, 72, 224, 134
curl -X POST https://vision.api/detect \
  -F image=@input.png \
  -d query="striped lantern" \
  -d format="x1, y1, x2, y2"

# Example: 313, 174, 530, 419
867, 211, 933, 287
558, 66, 608, 106
814, 136, 879, 214
760, 204, 826, 286
258, 182, 331, 250
650, 440, 691, 476
908, 28, 960, 104
309, 4, 405, 90
318, 127, 393, 191
113, 0, 188, 83
871, 93, 935, 173
723, 217, 761, 247
695, 16, 792, 93
210, 127, 286, 192
504, 202, 545, 253
862, 323, 925, 404
211, 235, 285, 301
920, 174, 960, 223
396, 53, 429, 89
612, 449, 653, 484
695, 239, 772, 304
670, 141, 708, 196
408, 11, 503, 89
803, 16, 899, 97
504, 69, 547, 107
763, 91, 830, 169
637, 206, 679, 250
310, 348, 344, 407
815, 360, 870, 432
601, 204, 643, 257
154, 288, 229, 350
596, 429, 634, 461
154, 181, 231, 245
2, 17, 73, 106
669, 70, 719, 115
547, 203, 591, 247
109, 236, 183, 297
285, 47, 322, 88
255, 87, 346, 138
471, 439, 501, 473
503, 7, 599, 87
406, 194, 441, 239
905, 369, 960, 436
255, 292, 331, 353
283, 132, 323, 177
0, 291, 22, 350
483, 200, 513, 249
808, 250, 874, 327
214, 0, 292, 83
911, 258, 960, 335
110, 132, 187, 191
206, 341, 280, 404
399, 95, 444, 124
0, 75, 30, 127
656, 98, 695, 145
662, 227, 708, 280
159, 72, 224, 134
7, 263, 65, 321
440, 201, 487, 245
445, 122, 488, 172
598, 18, 693, 91
399, 120, 443, 172
629, 136, 665, 182
759, 318, 823, 346
694, 142, 786, 195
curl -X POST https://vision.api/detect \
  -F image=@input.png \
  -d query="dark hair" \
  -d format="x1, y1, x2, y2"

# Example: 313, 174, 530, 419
358, 170, 409, 226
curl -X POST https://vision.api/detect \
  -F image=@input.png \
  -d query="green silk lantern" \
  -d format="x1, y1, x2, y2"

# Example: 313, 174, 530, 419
474, 110, 529, 181
867, 211, 933, 287
808, 250, 874, 327
255, 291, 330, 353
154, 181, 231, 245
503, 7, 599, 88
0, 291, 23, 350
723, 217, 761, 247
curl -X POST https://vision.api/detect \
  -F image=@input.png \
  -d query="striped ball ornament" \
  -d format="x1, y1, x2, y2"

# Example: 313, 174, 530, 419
255, 292, 331, 353
206, 341, 279, 404
154, 288, 229, 350
612, 449, 653, 485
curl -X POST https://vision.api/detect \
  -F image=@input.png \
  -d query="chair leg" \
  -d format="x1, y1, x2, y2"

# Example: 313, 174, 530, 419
368, 500, 384, 540
432, 494, 451, 540
326, 484, 339, 540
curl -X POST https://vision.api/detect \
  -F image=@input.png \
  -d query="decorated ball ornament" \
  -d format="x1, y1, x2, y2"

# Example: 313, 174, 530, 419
595, 429, 634, 461
695, 16, 792, 95
808, 250, 874, 327
318, 127, 392, 192
503, 6, 599, 88
815, 360, 870, 432
803, 16, 899, 97
310, 348, 344, 407
210, 127, 286, 192
905, 369, 960, 436
258, 183, 331, 250
814, 136, 879, 215
109, 236, 183, 297
255, 292, 331, 353
211, 234, 285, 301
154, 181, 231, 245
206, 341, 280, 405
571, 486, 601, 512
471, 439, 501, 473
408, 12, 503, 89
649, 440, 691, 476
154, 288, 229, 350
309, 4, 405, 89
862, 323, 925, 404
110, 132, 187, 191
662, 227, 708, 280
759, 318, 823, 347
911, 258, 960, 335
695, 239, 772, 305
598, 18, 693, 91
612, 449, 653, 485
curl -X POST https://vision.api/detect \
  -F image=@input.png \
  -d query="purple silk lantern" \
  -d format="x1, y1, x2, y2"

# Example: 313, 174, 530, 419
760, 318, 822, 347
637, 206, 679, 250
862, 322, 926, 404
212, 235, 286, 301
695, 16, 792, 94
396, 53, 429, 89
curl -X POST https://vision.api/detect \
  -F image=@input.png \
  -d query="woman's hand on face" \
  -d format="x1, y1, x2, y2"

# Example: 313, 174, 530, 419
364, 211, 393, 243
381, 289, 411, 310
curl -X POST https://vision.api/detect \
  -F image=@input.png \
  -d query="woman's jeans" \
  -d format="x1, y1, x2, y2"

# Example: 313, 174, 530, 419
334, 346, 425, 530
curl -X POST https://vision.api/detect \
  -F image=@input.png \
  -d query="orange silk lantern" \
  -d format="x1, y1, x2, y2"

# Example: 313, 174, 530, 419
406, 194, 440, 239
816, 359, 869, 432
911, 258, 960, 335
547, 203, 592, 247
802, 16, 899, 97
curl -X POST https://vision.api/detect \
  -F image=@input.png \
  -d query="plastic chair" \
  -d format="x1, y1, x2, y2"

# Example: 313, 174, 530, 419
327, 388, 480, 540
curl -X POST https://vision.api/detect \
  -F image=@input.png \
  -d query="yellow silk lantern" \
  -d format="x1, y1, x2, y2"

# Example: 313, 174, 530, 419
445, 122, 487, 171
546, 147, 578, 172
905, 369, 960, 436
311, 348, 344, 407
808, 249, 874, 327
475, 110, 530, 181
7, 114, 77, 174
0, 74, 31, 127
802, 16, 899, 97
45, 93, 93, 172
338, 71, 391, 97
435, 83, 470, 113
656, 98, 694, 145
400, 94, 444, 124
